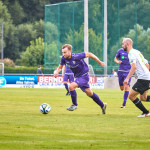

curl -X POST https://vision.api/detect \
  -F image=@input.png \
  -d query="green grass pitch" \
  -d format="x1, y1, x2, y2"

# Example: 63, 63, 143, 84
0, 88, 150, 150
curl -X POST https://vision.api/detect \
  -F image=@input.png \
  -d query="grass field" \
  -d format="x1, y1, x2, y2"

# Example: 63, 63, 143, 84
0, 88, 150, 150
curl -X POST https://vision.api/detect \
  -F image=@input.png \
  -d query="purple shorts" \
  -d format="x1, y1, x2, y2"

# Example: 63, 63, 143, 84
64, 74, 74, 83
118, 71, 131, 86
74, 73, 90, 92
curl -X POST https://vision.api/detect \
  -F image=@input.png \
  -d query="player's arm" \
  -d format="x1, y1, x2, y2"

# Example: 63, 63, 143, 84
146, 63, 149, 70
62, 65, 66, 77
114, 57, 122, 64
124, 63, 136, 84
54, 65, 63, 78
85, 52, 105, 67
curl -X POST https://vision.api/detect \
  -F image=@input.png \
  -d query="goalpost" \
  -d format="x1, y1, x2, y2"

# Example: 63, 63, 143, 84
0, 63, 4, 76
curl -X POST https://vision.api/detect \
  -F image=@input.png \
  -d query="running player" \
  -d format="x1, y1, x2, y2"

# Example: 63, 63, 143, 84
54, 44, 107, 114
114, 48, 131, 108
123, 38, 150, 117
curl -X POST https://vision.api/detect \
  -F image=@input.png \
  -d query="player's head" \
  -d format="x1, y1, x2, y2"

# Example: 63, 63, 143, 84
62, 44, 72, 59
122, 38, 133, 52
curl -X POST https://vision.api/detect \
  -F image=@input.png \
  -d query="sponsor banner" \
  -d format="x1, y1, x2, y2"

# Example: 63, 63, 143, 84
38, 76, 104, 89
0, 76, 104, 89
0, 76, 38, 88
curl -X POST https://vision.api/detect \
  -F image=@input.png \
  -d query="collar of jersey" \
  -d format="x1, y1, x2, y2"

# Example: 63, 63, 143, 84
129, 48, 133, 54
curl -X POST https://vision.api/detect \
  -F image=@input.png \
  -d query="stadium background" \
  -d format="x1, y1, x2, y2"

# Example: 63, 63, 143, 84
44, 0, 150, 75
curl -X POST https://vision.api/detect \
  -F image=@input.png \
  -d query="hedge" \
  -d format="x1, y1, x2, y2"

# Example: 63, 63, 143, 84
4, 66, 39, 74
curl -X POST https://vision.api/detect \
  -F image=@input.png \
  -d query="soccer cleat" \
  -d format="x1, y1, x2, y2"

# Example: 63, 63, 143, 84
66, 92, 70, 96
137, 112, 150, 117
120, 105, 125, 108
67, 104, 77, 111
102, 103, 107, 114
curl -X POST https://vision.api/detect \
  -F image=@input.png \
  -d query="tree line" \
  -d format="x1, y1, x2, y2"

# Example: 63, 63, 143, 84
0, 0, 78, 67
0, 0, 150, 69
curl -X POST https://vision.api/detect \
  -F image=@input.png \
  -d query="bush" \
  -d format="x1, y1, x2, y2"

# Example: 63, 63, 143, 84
1, 58, 15, 67
4, 66, 39, 74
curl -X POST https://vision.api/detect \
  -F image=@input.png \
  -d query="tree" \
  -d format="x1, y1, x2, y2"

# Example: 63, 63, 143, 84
18, 37, 44, 66
0, 1, 20, 60
2, 0, 25, 25
109, 24, 150, 66
16, 23, 37, 53
33, 19, 44, 39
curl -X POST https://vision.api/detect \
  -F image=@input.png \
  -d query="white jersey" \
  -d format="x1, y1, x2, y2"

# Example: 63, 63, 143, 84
128, 49, 150, 80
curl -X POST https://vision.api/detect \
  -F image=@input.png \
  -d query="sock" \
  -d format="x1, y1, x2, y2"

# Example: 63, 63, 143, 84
64, 83, 69, 92
123, 91, 129, 106
146, 96, 150, 102
70, 90, 77, 106
91, 92, 104, 108
133, 98, 149, 114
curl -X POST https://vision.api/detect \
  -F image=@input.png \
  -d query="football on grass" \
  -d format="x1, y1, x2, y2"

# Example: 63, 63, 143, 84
40, 103, 51, 114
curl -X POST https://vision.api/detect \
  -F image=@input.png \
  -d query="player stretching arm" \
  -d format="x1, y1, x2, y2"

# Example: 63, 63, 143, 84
54, 44, 107, 114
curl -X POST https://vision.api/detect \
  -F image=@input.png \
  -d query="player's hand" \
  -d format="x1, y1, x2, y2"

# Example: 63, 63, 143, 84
100, 62, 105, 67
54, 70, 58, 78
123, 78, 129, 85
118, 60, 122, 64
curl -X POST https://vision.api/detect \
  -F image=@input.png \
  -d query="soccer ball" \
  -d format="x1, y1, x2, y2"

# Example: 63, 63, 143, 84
40, 103, 51, 114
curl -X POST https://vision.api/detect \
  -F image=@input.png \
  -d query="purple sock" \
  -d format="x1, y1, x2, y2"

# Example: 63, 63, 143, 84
123, 91, 129, 106
91, 92, 104, 108
70, 90, 77, 106
64, 83, 69, 92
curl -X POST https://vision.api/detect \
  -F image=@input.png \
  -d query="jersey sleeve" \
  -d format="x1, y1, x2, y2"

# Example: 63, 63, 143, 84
128, 52, 136, 64
74, 52, 86, 60
115, 50, 120, 59
60, 57, 65, 65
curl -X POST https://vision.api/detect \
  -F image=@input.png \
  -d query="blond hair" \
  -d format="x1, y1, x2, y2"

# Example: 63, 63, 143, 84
62, 44, 72, 51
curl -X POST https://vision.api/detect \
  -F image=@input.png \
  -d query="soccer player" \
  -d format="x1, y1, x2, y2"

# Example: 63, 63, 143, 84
54, 44, 107, 114
62, 65, 74, 95
123, 38, 150, 117
114, 48, 131, 108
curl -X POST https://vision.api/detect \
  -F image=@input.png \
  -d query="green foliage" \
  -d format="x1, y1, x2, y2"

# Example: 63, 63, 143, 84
4, 66, 39, 74
0, 1, 12, 23
33, 19, 44, 39
109, 24, 150, 66
18, 37, 44, 66
45, 22, 59, 45
6, 0, 25, 25
16, 23, 37, 53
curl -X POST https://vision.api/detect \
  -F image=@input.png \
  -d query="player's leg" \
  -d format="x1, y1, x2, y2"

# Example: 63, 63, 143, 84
63, 74, 70, 95
140, 90, 149, 101
118, 72, 124, 91
84, 88, 107, 114
139, 80, 150, 102
118, 71, 127, 108
67, 82, 78, 111
121, 84, 130, 108
121, 72, 131, 108
130, 81, 150, 117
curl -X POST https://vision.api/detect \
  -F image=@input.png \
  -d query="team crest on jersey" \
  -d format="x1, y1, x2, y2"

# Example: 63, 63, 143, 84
72, 61, 76, 64
121, 56, 125, 59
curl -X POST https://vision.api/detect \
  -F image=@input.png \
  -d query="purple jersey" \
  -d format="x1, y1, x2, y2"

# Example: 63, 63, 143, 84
60, 52, 89, 78
116, 48, 131, 72
65, 65, 73, 74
